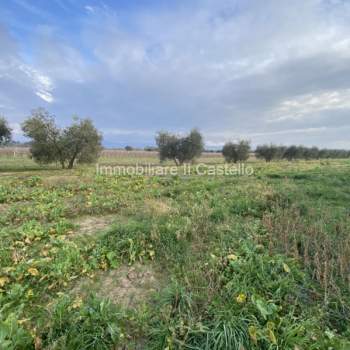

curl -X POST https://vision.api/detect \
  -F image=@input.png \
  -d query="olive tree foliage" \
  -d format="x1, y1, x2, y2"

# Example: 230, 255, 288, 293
255, 144, 350, 162
22, 108, 102, 169
282, 145, 299, 161
0, 116, 12, 145
222, 140, 251, 163
255, 144, 284, 162
155, 129, 204, 165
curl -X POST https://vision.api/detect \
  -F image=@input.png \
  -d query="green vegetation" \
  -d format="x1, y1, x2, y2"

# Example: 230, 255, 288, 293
0, 159, 350, 349
256, 144, 350, 162
222, 140, 251, 163
156, 129, 204, 165
22, 108, 102, 169
0, 117, 12, 145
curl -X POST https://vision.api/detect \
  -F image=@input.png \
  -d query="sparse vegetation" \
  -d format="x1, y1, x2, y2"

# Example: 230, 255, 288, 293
0, 156, 350, 349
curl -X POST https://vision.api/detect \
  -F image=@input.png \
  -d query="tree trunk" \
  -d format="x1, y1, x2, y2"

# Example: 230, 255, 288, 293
67, 158, 75, 169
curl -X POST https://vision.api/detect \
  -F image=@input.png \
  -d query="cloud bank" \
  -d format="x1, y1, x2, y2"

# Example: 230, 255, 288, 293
1, 0, 350, 148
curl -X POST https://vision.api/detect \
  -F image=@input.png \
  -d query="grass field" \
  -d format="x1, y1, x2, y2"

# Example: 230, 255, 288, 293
0, 156, 350, 349
0, 149, 225, 173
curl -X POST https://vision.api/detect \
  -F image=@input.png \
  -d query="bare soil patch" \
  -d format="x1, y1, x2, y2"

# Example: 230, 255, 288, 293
0, 203, 10, 213
73, 263, 164, 309
73, 215, 116, 236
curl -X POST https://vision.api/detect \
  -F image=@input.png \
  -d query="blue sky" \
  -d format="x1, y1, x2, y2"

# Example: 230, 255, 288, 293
1, 0, 350, 148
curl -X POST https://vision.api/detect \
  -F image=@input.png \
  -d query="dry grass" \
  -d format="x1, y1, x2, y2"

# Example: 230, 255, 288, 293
262, 206, 350, 298
144, 198, 172, 215
42, 175, 81, 186
73, 215, 116, 236
0, 203, 10, 213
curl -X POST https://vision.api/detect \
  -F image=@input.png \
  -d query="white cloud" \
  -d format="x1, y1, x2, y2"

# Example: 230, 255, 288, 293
35, 91, 53, 103
101, 128, 154, 137
84, 5, 95, 14
18, 64, 54, 103
9, 122, 22, 135
2, 0, 350, 147
270, 90, 350, 122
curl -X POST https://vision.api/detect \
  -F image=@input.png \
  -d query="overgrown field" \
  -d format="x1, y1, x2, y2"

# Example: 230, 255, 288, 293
0, 159, 350, 349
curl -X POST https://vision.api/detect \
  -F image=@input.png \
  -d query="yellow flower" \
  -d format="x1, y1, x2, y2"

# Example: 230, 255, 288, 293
0, 276, 10, 287
236, 293, 247, 304
26, 289, 34, 298
27, 267, 39, 276
227, 254, 238, 261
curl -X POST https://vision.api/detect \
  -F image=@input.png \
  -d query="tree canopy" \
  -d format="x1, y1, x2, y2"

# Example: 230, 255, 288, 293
0, 117, 12, 145
255, 144, 350, 162
222, 140, 251, 163
255, 144, 284, 162
22, 108, 102, 169
156, 129, 204, 165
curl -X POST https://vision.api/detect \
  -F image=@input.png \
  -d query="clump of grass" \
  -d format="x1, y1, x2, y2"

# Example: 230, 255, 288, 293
38, 295, 126, 349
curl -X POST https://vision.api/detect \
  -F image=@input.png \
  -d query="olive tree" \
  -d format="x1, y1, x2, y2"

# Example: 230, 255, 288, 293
155, 129, 204, 165
0, 116, 12, 145
283, 145, 299, 161
22, 108, 102, 169
222, 140, 250, 163
255, 144, 283, 162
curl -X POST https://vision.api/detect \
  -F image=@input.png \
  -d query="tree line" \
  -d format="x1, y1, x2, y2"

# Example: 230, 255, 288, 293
156, 131, 350, 163
0, 111, 349, 168
255, 144, 350, 161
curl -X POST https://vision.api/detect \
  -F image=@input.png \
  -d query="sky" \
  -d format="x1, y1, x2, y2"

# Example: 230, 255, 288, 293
1, 0, 350, 149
